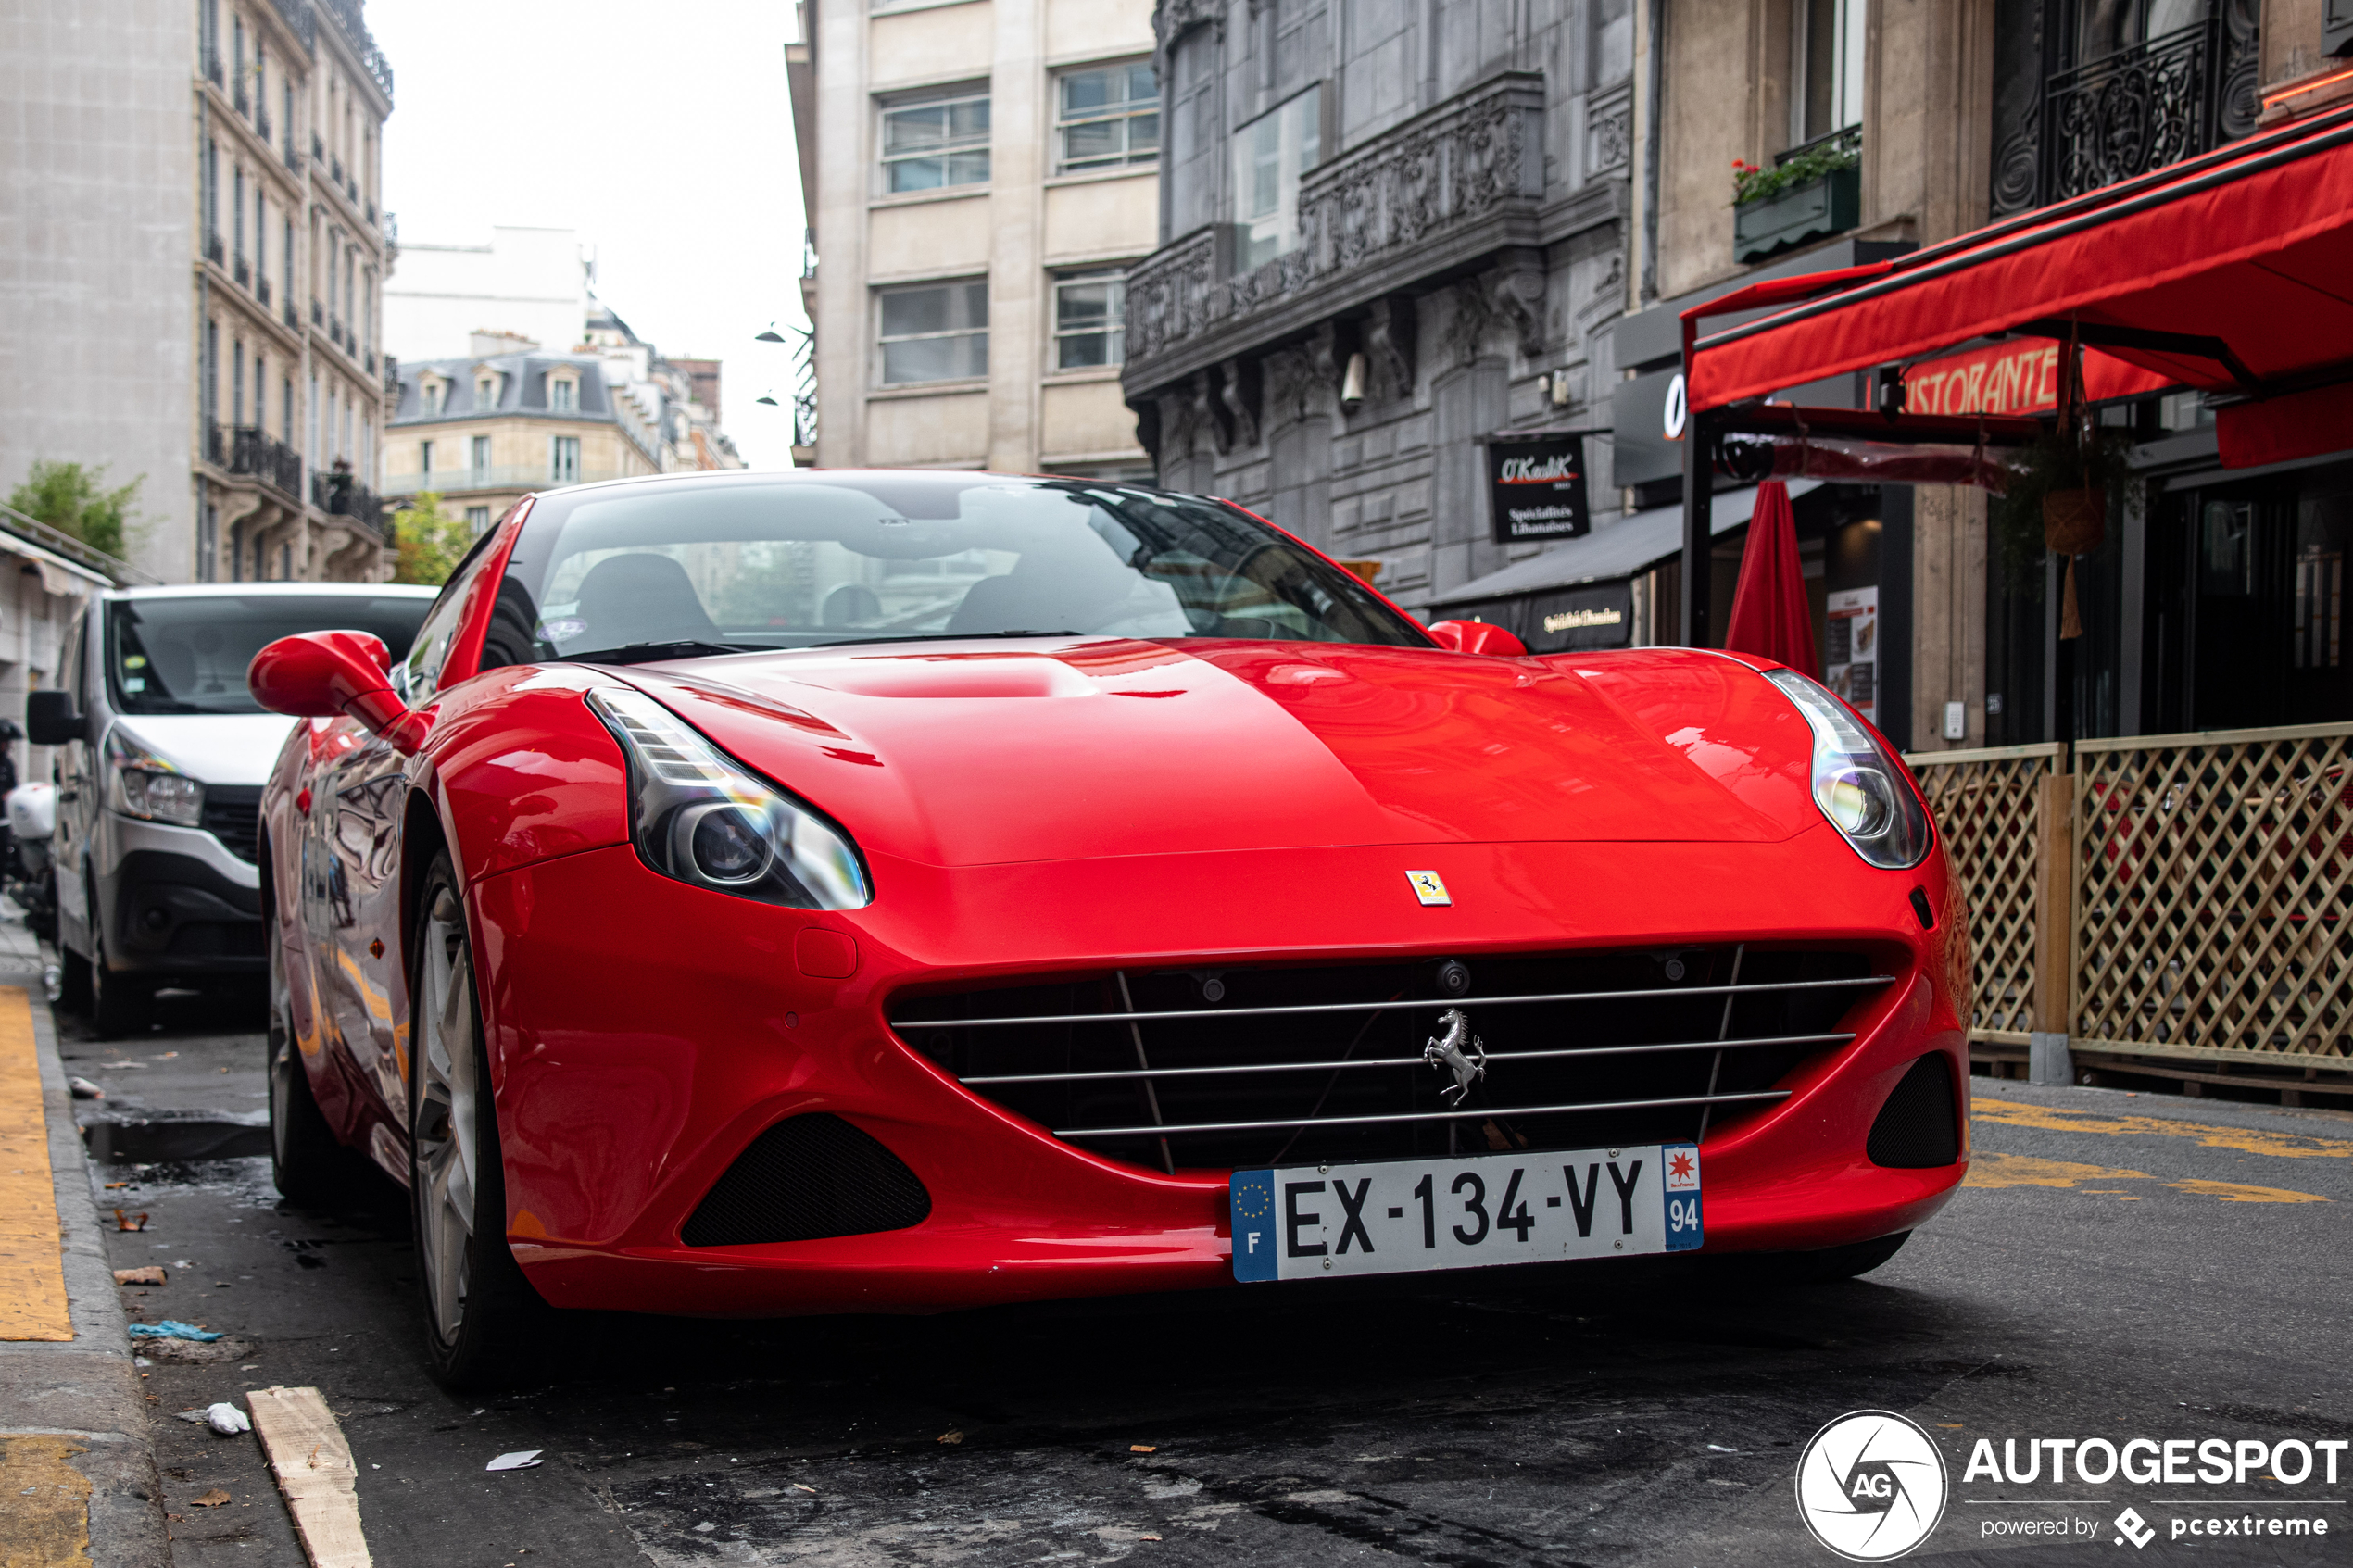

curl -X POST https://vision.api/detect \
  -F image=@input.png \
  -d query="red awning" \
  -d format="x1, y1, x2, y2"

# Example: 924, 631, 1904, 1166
1685, 105, 2353, 465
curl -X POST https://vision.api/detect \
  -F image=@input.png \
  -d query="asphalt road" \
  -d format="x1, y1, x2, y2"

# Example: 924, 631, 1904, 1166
70, 993, 2353, 1568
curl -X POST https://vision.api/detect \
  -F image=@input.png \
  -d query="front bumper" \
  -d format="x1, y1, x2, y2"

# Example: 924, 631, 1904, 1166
473, 836, 1969, 1317
92, 811, 264, 976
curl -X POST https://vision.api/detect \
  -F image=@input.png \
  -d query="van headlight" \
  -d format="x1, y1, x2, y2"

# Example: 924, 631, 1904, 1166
586, 686, 874, 909
106, 731, 205, 827
1763, 671, 1931, 869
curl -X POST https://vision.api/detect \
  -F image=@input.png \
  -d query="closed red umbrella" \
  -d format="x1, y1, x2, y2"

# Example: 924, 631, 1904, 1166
1721, 481, 1818, 677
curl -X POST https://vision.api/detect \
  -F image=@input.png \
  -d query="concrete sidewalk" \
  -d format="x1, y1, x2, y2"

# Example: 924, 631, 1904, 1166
0, 916, 170, 1568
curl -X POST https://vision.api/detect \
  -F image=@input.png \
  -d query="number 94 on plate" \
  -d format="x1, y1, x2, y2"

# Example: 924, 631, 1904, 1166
1230, 1143, 1702, 1283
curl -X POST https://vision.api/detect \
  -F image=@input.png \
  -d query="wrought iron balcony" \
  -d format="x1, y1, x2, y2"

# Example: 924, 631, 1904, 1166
312, 470, 389, 538
233, 255, 250, 285
1997, 6, 2260, 214
202, 47, 224, 87
269, 0, 317, 50
257, 111, 272, 143
233, 82, 250, 115
209, 424, 303, 499
204, 232, 226, 266
257, 275, 271, 307
283, 301, 299, 332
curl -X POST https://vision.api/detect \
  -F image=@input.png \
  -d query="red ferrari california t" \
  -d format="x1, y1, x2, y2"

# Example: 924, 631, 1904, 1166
249, 469, 1969, 1386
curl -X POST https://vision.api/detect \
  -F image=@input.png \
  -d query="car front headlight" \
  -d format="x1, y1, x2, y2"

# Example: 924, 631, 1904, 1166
1763, 670, 1931, 870
587, 685, 874, 909
106, 730, 205, 827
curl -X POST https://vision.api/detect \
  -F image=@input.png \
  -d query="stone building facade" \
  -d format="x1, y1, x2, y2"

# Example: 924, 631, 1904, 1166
1118, 0, 1638, 608
799, 0, 1162, 478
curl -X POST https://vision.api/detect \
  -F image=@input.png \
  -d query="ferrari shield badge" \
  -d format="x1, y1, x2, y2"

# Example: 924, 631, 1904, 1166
1405, 870, 1452, 906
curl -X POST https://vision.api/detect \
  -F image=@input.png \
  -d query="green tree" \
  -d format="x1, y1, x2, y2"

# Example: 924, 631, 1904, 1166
6, 460, 142, 558
391, 493, 473, 586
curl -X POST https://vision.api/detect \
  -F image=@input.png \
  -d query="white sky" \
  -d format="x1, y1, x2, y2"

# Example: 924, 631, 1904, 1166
372, 0, 808, 470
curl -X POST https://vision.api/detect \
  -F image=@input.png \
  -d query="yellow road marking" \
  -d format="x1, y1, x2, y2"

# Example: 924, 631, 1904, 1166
0, 986, 69, 1341
1974, 1094, 2353, 1160
1964, 1150, 2328, 1203
0, 1435, 93, 1566
2163, 1178, 2330, 1204
1965, 1152, 2149, 1188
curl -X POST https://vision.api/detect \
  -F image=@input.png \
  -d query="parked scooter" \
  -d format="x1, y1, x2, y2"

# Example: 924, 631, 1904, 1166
6, 778, 57, 944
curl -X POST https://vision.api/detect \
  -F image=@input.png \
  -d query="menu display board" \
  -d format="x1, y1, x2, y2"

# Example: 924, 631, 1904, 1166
1825, 585, 1879, 723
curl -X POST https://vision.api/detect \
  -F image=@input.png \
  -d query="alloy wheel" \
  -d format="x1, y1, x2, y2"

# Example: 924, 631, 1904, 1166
413, 886, 480, 1348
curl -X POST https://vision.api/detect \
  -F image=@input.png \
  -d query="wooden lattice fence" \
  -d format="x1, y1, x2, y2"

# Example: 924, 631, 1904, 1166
2073, 723, 2353, 1068
1907, 744, 2064, 1043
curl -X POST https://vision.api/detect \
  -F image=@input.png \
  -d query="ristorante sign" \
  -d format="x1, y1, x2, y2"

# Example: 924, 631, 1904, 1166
1901, 338, 2174, 416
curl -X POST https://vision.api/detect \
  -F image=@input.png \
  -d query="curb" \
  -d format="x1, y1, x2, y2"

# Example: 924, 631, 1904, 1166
0, 960, 170, 1567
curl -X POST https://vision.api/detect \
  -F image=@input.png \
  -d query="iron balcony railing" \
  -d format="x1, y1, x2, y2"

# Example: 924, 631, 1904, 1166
233, 82, 249, 115
201, 47, 225, 87
208, 424, 303, 500
268, 0, 317, 50
257, 276, 271, 307
2040, 14, 2258, 206
256, 111, 272, 143
310, 471, 388, 538
204, 232, 225, 266
283, 301, 299, 331
319, 0, 396, 100
233, 255, 249, 286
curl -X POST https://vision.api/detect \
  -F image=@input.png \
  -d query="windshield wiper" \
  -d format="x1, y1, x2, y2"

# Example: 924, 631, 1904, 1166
806, 629, 1083, 648
560, 639, 778, 666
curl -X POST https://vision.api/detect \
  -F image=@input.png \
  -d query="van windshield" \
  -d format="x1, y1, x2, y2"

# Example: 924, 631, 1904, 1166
108, 596, 434, 716
493, 474, 1428, 662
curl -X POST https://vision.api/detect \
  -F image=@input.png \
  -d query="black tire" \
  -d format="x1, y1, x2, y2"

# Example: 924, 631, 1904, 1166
408, 851, 547, 1389
55, 940, 91, 1012
86, 925, 148, 1038
268, 926, 369, 1208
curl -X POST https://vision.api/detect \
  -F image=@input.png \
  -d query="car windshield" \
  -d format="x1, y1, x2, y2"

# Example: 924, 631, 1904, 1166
496, 474, 1428, 659
107, 595, 435, 716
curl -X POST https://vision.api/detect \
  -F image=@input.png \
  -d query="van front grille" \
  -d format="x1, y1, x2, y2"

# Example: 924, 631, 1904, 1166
890, 945, 1894, 1173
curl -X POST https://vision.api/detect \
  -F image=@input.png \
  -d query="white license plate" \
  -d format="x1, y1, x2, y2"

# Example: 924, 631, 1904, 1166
1230, 1142, 1703, 1282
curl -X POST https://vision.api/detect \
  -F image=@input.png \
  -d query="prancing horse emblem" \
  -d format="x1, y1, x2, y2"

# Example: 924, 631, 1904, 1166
1424, 1008, 1487, 1106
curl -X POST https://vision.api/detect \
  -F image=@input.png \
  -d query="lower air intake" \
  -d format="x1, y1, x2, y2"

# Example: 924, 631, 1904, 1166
681, 1113, 932, 1247
1867, 1054, 1960, 1168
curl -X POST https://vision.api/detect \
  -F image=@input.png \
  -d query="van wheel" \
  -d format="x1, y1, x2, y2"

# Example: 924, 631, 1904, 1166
409, 853, 546, 1389
87, 930, 149, 1038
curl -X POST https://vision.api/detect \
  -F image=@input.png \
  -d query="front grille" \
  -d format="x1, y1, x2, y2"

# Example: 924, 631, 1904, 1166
891, 946, 1894, 1173
681, 1112, 933, 1247
201, 785, 262, 863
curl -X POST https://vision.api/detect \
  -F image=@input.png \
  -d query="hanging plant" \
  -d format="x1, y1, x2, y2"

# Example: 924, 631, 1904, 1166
1992, 423, 2143, 587
1731, 138, 1862, 206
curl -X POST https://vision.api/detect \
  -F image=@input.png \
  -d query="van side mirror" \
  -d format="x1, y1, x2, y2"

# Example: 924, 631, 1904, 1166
248, 632, 428, 754
25, 691, 86, 747
1426, 620, 1529, 657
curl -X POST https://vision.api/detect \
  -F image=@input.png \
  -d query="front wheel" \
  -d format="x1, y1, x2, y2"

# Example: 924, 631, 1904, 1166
409, 852, 546, 1389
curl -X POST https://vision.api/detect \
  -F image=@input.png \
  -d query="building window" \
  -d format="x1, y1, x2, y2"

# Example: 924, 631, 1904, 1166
1793, 0, 1866, 144
420, 439, 434, 474
550, 435, 580, 483
880, 86, 990, 193
233, 342, 245, 429
475, 374, 499, 408
877, 280, 988, 385
1233, 86, 1322, 272
472, 434, 491, 470
549, 375, 577, 412
283, 376, 293, 442
199, 504, 218, 583
1056, 63, 1158, 174
421, 379, 445, 416
466, 506, 492, 533
1052, 271, 1126, 369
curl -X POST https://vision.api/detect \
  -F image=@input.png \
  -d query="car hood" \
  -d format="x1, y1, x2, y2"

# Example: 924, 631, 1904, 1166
620, 638, 1827, 869
111, 712, 300, 786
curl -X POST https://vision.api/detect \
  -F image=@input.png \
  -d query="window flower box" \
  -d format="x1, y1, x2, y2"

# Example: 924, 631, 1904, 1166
1734, 161, 1860, 262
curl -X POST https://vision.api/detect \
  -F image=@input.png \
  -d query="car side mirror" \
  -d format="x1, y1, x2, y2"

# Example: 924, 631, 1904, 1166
248, 631, 428, 754
25, 691, 87, 747
1426, 620, 1528, 658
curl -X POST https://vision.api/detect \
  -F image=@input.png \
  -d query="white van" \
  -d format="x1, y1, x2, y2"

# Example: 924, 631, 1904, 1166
27, 583, 437, 1034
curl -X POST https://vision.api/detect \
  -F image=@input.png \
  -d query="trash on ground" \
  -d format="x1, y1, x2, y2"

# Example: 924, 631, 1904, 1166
1129, 1444, 1158, 1454
937, 1430, 964, 1445
485, 1450, 544, 1472
205, 1402, 252, 1436
192, 1488, 233, 1508
129, 1320, 222, 1341
793, 1484, 817, 1494
114, 1266, 167, 1286
69, 1076, 102, 1098
104, 1181, 130, 1189
1139, 1535, 1164, 1542
112, 1210, 148, 1232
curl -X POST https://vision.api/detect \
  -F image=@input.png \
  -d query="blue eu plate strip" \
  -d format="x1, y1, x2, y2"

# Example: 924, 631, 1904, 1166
1661, 1140, 1704, 1251
1230, 1169, 1277, 1282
